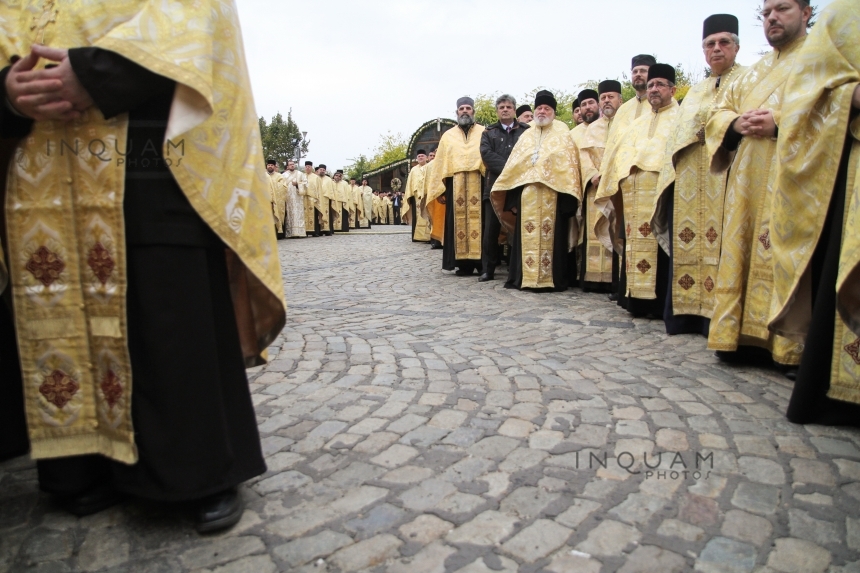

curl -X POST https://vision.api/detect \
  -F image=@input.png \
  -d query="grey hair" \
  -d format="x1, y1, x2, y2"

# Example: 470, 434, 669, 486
701, 33, 740, 49
495, 94, 517, 109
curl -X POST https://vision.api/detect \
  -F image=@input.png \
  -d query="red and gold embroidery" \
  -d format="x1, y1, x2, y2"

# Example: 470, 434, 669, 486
525, 222, 536, 234
26, 246, 65, 287
678, 274, 695, 290
39, 370, 79, 409
541, 221, 552, 236
679, 228, 695, 244
704, 276, 715, 292
87, 242, 115, 285
845, 338, 860, 365
638, 222, 652, 238
637, 259, 651, 274
758, 229, 771, 250
706, 227, 718, 244
525, 256, 535, 268
541, 253, 552, 269
100, 370, 123, 408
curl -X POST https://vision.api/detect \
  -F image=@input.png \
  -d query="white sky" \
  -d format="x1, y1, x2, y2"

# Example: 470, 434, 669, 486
237, 0, 832, 171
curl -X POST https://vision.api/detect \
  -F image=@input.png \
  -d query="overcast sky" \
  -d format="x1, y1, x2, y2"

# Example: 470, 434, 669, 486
236, 0, 833, 171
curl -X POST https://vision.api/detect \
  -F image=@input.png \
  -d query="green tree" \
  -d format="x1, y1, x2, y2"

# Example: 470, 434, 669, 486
346, 155, 372, 181
258, 110, 309, 168
345, 131, 408, 178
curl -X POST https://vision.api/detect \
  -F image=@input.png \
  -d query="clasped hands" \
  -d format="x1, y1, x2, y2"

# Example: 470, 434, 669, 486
5, 45, 93, 122
732, 109, 777, 139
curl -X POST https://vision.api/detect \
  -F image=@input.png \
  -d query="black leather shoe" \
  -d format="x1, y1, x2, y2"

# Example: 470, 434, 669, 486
478, 273, 495, 282
197, 487, 243, 533
455, 268, 474, 276
55, 483, 125, 517
608, 292, 618, 302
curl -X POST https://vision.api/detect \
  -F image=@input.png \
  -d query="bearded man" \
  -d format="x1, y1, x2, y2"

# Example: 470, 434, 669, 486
653, 15, 744, 336
768, 0, 860, 425
427, 97, 486, 276
516, 105, 533, 124
704, 0, 811, 371
491, 91, 581, 291
579, 80, 623, 292
0, 1, 285, 531
404, 150, 432, 241
317, 165, 335, 235
266, 158, 287, 238
571, 92, 595, 147
282, 159, 307, 238
572, 99, 583, 126
424, 150, 445, 249
304, 161, 321, 236
333, 170, 351, 232
596, 64, 680, 317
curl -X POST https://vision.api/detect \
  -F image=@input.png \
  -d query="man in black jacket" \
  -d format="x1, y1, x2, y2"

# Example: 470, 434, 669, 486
479, 94, 530, 281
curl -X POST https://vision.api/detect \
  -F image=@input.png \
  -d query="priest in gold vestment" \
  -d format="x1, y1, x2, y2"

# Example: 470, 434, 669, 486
424, 151, 446, 248
317, 165, 335, 235
427, 97, 486, 276
266, 159, 287, 238
333, 170, 351, 232
360, 179, 373, 228
602, 54, 656, 170
303, 161, 321, 236
282, 159, 307, 238
596, 64, 680, 317
349, 178, 363, 229
491, 91, 582, 291
768, 0, 860, 425
578, 81, 623, 293
0, 0, 285, 531
404, 150, 432, 242
705, 0, 810, 370
653, 14, 744, 336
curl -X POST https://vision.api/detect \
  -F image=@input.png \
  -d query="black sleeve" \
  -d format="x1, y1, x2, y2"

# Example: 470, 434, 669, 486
0, 66, 35, 138
480, 130, 508, 176
504, 187, 522, 212
68, 47, 176, 119
721, 118, 744, 152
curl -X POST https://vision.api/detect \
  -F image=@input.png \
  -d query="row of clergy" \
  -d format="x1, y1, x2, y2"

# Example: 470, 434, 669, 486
264, 160, 401, 237
413, 0, 860, 428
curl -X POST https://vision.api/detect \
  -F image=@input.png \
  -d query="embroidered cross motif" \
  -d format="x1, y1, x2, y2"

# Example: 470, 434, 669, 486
845, 338, 860, 365
469, 196, 479, 206
706, 227, 718, 244
639, 222, 652, 237
525, 256, 535, 268
470, 230, 479, 239
31, 0, 58, 44
541, 253, 552, 269
759, 229, 771, 250
525, 222, 536, 234
679, 228, 696, 244
39, 369, 79, 409
704, 276, 715, 292
87, 242, 115, 285
457, 231, 466, 240
678, 274, 695, 290
541, 221, 553, 236
456, 196, 466, 207
26, 246, 65, 287
637, 259, 651, 274
100, 370, 123, 408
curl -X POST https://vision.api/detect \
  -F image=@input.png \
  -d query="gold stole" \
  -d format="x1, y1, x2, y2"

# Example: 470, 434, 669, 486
268, 172, 286, 232
304, 173, 319, 231
580, 118, 612, 283
622, 171, 660, 299
452, 172, 483, 260
520, 185, 558, 289
318, 177, 333, 231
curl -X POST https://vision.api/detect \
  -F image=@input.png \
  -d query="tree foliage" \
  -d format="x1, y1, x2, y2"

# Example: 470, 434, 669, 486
258, 110, 309, 168
345, 131, 408, 179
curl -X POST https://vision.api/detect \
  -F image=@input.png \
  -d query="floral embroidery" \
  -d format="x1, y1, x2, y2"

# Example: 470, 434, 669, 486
456, 196, 466, 207
457, 231, 466, 240
26, 246, 65, 287
704, 276, 715, 292
637, 259, 651, 274
678, 274, 695, 290
679, 228, 696, 244
706, 227, 718, 244
525, 222, 536, 234
87, 242, 115, 285
525, 256, 535, 268
541, 253, 552, 269
541, 221, 552, 236
100, 370, 123, 408
845, 338, 860, 365
470, 230, 479, 240
639, 222, 652, 237
39, 370, 79, 409
469, 196, 479, 206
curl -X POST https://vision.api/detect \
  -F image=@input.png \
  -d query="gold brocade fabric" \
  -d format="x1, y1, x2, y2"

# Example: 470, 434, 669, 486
621, 171, 660, 299
427, 125, 485, 257
491, 119, 582, 288
570, 122, 587, 148
602, 96, 650, 178
304, 172, 321, 232
595, 102, 679, 258
769, 0, 860, 341
519, 184, 559, 289
268, 171, 287, 233
653, 70, 743, 318
421, 161, 446, 243
580, 117, 612, 283
282, 169, 307, 237
361, 186, 373, 226
405, 165, 431, 241
705, 38, 806, 364
318, 176, 334, 232
0, 0, 285, 464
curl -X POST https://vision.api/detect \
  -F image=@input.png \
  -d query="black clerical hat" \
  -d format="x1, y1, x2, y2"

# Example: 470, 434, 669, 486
336, 169, 344, 174
416, 149, 427, 156
305, 161, 313, 166
631, 54, 656, 69
599, 80, 622, 95
572, 99, 580, 111
703, 14, 739, 39
318, 164, 327, 170
516, 104, 531, 117
648, 63, 676, 84
534, 90, 557, 112
266, 158, 276, 165
578, 89, 599, 104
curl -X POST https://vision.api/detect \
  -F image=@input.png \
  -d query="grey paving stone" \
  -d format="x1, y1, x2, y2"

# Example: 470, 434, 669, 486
273, 530, 353, 567
695, 537, 757, 573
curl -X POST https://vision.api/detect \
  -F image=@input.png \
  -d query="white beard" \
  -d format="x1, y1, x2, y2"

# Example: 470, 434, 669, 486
534, 116, 553, 127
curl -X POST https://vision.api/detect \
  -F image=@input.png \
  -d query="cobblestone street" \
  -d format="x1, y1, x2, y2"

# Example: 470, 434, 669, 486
3, 226, 860, 573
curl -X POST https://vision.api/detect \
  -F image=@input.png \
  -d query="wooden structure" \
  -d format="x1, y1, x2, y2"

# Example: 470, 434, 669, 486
362, 118, 456, 192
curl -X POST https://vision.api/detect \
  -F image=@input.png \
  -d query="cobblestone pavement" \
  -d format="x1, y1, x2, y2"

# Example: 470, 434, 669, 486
3, 226, 860, 573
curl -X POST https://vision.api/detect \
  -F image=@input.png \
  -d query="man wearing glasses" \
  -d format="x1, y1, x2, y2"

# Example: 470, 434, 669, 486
595, 64, 680, 318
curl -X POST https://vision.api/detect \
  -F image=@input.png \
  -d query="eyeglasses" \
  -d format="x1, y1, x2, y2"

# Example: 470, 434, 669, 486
647, 81, 673, 90
704, 39, 736, 50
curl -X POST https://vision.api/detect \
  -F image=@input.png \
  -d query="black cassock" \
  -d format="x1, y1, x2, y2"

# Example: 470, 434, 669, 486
786, 135, 860, 427
503, 188, 578, 292
0, 48, 266, 500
